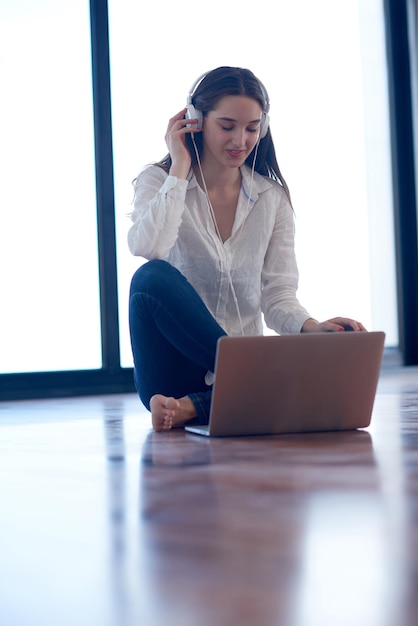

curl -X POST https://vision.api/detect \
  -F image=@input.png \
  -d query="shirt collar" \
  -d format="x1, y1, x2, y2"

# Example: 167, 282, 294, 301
187, 165, 272, 198
240, 165, 272, 203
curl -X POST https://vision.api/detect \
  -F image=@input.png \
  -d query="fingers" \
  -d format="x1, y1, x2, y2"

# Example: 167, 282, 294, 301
302, 317, 368, 333
166, 108, 201, 136
327, 317, 368, 332
165, 109, 201, 178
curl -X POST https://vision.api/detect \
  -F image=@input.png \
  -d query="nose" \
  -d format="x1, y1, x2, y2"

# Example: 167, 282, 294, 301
231, 127, 247, 148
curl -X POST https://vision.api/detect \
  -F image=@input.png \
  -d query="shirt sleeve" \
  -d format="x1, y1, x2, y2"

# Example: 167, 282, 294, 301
127, 165, 189, 259
261, 188, 312, 334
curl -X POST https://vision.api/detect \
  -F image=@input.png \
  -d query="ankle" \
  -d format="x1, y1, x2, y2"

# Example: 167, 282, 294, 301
176, 396, 197, 423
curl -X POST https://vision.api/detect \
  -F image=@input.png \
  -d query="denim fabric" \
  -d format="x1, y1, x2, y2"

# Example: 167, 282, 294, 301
129, 260, 227, 423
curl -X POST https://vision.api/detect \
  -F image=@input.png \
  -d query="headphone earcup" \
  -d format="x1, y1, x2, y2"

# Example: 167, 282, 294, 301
259, 111, 270, 139
186, 103, 203, 130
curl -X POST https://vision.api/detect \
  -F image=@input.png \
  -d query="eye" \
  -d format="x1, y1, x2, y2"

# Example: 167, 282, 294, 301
221, 126, 259, 133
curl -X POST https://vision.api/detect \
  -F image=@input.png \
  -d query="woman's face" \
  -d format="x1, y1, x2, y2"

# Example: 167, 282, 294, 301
201, 95, 263, 169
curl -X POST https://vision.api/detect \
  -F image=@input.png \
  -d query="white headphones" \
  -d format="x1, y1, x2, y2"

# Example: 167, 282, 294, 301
186, 70, 271, 138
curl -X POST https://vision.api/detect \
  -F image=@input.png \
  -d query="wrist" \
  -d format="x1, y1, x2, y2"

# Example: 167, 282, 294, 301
301, 318, 319, 333
169, 162, 190, 180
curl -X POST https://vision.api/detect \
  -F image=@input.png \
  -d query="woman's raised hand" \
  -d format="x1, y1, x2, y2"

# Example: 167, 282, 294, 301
166, 108, 200, 179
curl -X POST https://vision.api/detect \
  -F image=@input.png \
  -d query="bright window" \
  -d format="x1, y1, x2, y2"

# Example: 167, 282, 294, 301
0, 0, 398, 376
110, 0, 397, 368
0, 1, 102, 373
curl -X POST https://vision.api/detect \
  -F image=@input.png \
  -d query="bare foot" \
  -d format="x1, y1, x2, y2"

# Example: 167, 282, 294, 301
150, 394, 197, 432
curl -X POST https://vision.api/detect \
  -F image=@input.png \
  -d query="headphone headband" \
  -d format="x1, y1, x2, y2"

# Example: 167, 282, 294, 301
187, 72, 210, 105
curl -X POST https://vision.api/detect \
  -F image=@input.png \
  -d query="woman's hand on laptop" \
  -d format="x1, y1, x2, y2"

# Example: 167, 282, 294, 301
301, 317, 367, 333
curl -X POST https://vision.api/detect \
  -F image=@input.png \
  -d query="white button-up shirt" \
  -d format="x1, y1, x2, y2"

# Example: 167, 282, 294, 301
128, 164, 311, 337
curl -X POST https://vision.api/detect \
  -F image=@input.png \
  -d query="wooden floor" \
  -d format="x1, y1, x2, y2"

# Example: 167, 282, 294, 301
1, 366, 418, 626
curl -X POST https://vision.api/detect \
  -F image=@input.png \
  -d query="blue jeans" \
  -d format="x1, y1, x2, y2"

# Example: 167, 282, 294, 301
129, 260, 227, 424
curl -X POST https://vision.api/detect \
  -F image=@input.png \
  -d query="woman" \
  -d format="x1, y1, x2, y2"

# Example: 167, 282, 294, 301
128, 66, 365, 432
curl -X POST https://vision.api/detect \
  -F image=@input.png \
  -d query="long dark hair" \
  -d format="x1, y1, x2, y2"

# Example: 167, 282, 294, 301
155, 66, 292, 203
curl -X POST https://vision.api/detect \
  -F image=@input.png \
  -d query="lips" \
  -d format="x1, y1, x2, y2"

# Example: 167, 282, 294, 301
226, 149, 245, 159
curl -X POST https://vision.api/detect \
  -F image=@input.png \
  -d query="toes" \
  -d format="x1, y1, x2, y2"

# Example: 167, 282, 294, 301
150, 395, 179, 432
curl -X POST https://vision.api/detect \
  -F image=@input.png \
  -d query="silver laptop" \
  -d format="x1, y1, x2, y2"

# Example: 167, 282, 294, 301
185, 331, 385, 437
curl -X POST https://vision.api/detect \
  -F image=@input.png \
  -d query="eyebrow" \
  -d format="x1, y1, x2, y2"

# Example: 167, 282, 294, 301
216, 116, 261, 124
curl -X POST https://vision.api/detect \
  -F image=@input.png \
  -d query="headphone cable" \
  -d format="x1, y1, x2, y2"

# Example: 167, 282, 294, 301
191, 133, 260, 336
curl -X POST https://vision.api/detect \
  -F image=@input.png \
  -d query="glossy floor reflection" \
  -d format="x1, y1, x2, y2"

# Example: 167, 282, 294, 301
1, 367, 418, 626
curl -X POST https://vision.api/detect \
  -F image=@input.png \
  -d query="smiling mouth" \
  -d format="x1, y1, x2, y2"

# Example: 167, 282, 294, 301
227, 149, 245, 158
